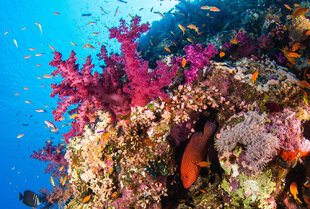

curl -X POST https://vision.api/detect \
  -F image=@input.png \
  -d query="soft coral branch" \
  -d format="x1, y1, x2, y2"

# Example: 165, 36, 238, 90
30, 142, 67, 178
109, 16, 178, 106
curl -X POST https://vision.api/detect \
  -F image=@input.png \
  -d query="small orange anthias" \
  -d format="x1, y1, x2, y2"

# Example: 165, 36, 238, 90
181, 121, 217, 189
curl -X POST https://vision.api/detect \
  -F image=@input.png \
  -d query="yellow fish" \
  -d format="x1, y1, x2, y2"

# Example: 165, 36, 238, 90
17, 134, 24, 138
50, 176, 55, 187
34, 22, 42, 34
13, 39, 18, 48
69, 113, 79, 119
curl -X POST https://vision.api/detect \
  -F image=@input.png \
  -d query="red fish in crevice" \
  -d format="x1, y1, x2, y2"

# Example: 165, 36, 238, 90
181, 121, 217, 189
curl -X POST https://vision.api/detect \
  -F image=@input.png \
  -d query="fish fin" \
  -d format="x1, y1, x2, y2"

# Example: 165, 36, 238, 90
19, 192, 23, 200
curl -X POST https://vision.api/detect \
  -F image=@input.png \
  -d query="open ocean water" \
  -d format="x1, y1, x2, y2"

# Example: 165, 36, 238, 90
0, 1, 178, 208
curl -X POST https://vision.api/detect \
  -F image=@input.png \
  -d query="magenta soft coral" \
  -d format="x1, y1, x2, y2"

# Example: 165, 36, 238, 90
183, 43, 217, 84
30, 142, 67, 178
109, 16, 178, 106
50, 49, 131, 141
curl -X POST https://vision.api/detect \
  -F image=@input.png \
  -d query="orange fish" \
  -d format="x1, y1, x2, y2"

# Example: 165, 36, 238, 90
24, 87, 29, 90
53, 12, 60, 15
219, 51, 225, 57
292, 42, 300, 51
208, 7, 220, 12
87, 21, 95, 25
178, 24, 186, 34
71, 42, 77, 46
294, 3, 300, 7
29, 48, 36, 51
104, 132, 110, 141
305, 30, 310, 36
61, 176, 67, 186
24, 55, 31, 59
50, 176, 55, 187
83, 43, 95, 49
14, 93, 19, 95
182, 58, 186, 68
286, 52, 301, 58
92, 32, 99, 35
252, 71, 258, 83
21, 27, 27, 30
284, 4, 292, 10
181, 122, 216, 189
17, 134, 24, 138
43, 74, 53, 79
37, 77, 43, 79
41, 85, 46, 88
36, 64, 42, 67
59, 116, 65, 121
25, 101, 31, 104
290, 182, 302, 203
35, 53, 44, 56
187, 24, 199, 33
48, 45, 55, 51
292, 7, 309, 18
201, 6, 209, 10
196, 161, 211, 167
164, 46, 171, 53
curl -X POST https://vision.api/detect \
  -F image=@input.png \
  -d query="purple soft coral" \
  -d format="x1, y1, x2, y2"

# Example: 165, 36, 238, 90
183, 43, 217, 84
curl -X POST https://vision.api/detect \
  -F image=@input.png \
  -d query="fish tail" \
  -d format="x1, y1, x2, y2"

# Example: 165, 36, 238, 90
19, 192, 23, 201
203, 121, 217, 138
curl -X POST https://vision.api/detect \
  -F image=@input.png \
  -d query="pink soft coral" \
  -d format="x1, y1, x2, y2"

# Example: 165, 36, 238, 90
109, 16, 178, 106
30, 142, 67, 178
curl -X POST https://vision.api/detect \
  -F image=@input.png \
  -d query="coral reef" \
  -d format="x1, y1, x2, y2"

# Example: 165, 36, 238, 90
31, 0, 310, 208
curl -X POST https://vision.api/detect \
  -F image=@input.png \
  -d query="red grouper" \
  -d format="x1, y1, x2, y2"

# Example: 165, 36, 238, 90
181, 121, 217, 189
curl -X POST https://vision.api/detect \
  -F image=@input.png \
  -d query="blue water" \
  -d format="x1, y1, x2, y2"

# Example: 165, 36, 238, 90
0, 0, 178, 208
